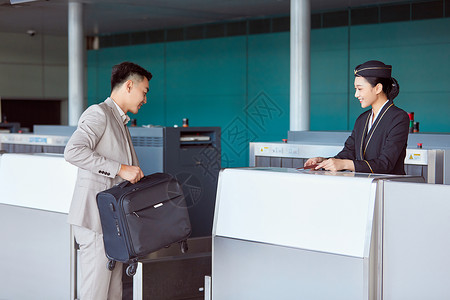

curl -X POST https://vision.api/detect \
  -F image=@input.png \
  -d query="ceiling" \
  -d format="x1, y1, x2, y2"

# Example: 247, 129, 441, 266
0, 0, 403, 36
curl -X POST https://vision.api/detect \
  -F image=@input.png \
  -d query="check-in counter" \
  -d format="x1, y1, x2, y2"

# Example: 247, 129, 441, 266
249, 142, 446, 184
0, 129, 216, 300
280, 131, 450, 184
211, 168, 428, 299
0, 153, 77, 300
0, 133, 69, 154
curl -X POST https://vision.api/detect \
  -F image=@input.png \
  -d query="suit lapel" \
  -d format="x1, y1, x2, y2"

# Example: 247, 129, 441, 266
105, 98, 133, 165
124, 126, 140, 166
359, 113, 370, 160
362, 100, 394, 157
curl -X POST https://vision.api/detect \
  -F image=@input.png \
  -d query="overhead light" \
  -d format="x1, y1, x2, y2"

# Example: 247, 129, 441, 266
26, 29, 36, 36
10, 0, 39, 4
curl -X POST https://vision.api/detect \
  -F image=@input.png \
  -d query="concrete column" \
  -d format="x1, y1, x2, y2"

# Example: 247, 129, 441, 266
68, 1, 84, 126
290, 0, 310, 131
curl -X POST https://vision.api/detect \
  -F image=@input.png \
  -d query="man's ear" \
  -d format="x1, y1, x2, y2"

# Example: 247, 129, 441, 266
125, 79, 133, 92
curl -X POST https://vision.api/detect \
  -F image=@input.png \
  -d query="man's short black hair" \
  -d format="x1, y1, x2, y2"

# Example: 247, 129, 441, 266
111, 62, 152, 92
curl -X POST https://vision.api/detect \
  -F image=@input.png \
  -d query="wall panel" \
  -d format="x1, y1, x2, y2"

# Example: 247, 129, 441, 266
87, 18, 450, 167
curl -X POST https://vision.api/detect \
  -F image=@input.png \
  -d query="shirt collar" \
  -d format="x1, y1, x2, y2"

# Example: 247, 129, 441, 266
368, 99, 389, 132
110, 97, 130, 125
372, 99, 389, 120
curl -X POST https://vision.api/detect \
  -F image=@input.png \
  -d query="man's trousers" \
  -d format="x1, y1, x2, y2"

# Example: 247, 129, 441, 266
73, 225, 123, 300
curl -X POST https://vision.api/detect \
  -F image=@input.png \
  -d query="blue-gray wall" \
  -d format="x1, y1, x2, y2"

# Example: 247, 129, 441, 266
88, 18, 450, 167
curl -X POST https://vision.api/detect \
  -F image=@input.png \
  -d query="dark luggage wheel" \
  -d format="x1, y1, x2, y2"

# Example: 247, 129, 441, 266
126, 263, 137, 277
107, 259, 116, 271
179, 240, 188, 254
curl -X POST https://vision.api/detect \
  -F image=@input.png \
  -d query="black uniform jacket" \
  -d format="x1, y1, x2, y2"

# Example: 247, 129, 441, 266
335, 100, 410, 175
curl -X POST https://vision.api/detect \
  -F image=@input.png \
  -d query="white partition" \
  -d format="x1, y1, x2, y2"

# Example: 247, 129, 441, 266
0, 153, 78, 300
212, 168, 400, 300
0, 153, 77, 213
383, 181, 450, 299
214, 168, 379, 258
212, 168, 425, 300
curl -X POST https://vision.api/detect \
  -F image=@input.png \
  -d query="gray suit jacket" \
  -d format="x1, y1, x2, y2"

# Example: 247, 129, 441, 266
64, 97, 139, 233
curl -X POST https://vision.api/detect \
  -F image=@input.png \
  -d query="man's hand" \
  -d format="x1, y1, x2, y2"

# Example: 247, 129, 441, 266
118, 165, 144, 184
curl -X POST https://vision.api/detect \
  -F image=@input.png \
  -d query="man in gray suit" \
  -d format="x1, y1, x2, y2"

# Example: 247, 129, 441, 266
64, 62, 152, 300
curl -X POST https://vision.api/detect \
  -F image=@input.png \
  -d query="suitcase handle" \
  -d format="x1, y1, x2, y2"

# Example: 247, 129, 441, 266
117, 173, 173, 189
118, 180, 132, 189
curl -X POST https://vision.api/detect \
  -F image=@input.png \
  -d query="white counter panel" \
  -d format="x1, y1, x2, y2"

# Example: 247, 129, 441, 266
214, 168, 378, 258
213, 236, 365, 300
0, 203, 71, 300
383, 181, 450, 299
0, 153, 77, 213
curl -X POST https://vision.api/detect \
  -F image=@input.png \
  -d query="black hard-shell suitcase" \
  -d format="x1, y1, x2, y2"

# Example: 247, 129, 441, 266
96, 172, 191, 276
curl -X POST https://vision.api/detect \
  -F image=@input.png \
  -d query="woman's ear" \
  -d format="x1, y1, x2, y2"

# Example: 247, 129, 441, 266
375, 82, 383, 95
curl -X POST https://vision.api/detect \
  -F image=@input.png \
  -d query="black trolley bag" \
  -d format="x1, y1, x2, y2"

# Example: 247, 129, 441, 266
96, 172, 191, 276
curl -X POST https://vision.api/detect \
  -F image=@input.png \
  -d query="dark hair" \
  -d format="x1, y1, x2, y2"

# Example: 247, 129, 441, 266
111, 62, 152, 92
364, 76, 400, 100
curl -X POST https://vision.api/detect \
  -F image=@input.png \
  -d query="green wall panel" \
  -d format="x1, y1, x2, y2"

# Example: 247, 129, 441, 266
165, 37, 247, 96
348, 18, 450, 132
164, 37, 248, 167
311, 93, 349, 131
400, 92, 450, 133
87, 44, 166, 126
248, 32, 290, 149
165, 37, 247, 125
87, 17, 450, 169
311, 27, 350, 130
87, 51, 98, 104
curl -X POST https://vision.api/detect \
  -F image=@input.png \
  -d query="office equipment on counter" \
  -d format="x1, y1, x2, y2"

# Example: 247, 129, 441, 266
0, 122, 20, 133
129, 126, 221, 238
210, 167, 424, 300
34, 124, 76, 136
408, 112, 414, 133
0, 132, 70, 153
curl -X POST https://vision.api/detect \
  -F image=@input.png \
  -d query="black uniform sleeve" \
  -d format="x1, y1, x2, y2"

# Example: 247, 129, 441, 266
335, 130, 357, 160
353, 111, 409, 174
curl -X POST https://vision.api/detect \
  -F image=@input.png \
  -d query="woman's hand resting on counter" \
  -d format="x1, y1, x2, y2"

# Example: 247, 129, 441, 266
304, 157, 325, 167
304, 157, 355, 172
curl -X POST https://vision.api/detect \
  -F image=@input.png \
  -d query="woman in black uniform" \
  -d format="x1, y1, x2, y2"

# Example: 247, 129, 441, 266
305, 60, 410, 175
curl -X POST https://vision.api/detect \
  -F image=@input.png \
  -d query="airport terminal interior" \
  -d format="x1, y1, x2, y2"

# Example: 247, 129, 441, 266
1, 0, 450, 299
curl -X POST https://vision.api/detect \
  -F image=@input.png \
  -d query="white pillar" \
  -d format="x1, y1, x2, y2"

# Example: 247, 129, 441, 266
290, 0, 310, 131
68, 1, 84, 126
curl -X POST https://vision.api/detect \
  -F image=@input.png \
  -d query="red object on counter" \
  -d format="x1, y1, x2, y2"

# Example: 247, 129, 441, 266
297, 164, 318, 170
